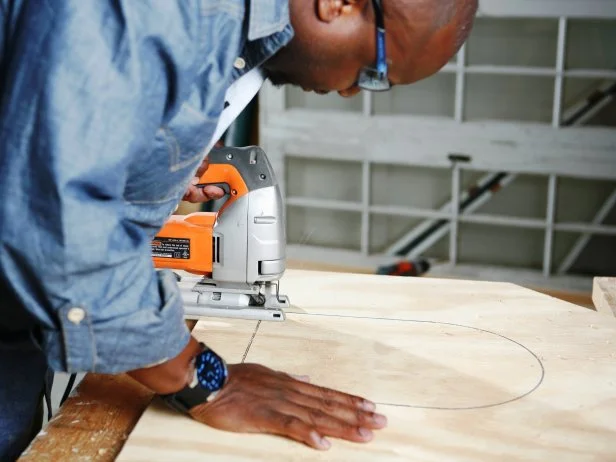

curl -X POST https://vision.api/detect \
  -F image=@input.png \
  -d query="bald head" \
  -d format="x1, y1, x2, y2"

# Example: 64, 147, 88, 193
452, 0, 478, 51
262, 0, 478, 94
382, 0, 478, 83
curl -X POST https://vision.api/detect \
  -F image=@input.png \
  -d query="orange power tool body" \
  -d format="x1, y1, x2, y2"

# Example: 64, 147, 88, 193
151, 146, 290, 321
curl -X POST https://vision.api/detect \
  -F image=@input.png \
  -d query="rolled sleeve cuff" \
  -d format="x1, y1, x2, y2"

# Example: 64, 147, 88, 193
41, 269, 191, 374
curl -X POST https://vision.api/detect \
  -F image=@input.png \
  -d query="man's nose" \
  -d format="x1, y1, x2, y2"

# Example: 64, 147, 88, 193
338, 86, 361, 98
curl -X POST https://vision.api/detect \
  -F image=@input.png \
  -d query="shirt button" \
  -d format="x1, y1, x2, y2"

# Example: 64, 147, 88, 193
234, 57, 246, 69
67, 307, 85, 325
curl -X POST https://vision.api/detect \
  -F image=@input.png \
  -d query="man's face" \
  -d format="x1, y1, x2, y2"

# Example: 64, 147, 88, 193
262, 0, 473, 97
262, 0, 374, 97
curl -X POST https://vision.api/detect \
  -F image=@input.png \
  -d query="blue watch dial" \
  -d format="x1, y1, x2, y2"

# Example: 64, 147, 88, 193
196, 348, 228, 392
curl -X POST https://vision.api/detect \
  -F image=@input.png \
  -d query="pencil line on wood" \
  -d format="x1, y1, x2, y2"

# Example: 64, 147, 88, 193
242, 321, 261, 363
283, 312, 546, 409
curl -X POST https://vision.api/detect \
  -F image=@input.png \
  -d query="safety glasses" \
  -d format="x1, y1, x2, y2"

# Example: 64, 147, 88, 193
357, 0, 391, 92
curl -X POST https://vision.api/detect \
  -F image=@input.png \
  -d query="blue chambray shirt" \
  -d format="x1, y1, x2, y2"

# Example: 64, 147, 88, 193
0, 0, 293, 374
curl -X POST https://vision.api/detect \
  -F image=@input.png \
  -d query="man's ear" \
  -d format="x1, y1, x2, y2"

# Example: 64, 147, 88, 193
316, 0, 367, 23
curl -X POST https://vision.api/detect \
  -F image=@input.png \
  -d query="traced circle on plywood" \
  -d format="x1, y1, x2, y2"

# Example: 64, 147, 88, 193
374, 319, 545, 410
248, 313, 545, 411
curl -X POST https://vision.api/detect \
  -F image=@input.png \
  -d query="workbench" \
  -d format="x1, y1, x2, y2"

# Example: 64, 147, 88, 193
18, 269, 616, 461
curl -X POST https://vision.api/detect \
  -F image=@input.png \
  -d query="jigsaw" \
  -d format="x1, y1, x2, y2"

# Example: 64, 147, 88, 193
151, 146, 290, 321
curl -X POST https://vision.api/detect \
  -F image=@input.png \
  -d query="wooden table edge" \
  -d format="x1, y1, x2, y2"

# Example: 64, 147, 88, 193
17, 320, 197, 461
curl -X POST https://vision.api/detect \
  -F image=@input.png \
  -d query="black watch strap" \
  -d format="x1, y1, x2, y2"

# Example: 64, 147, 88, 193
159, 343, 227, 414
160, 376, 213, 413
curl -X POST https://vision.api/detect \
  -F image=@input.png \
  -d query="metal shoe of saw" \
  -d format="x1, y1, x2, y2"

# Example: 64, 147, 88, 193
152, 146, 290, 321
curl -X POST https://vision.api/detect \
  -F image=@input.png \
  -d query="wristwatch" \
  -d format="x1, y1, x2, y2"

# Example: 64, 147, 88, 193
160, 342, 229, 413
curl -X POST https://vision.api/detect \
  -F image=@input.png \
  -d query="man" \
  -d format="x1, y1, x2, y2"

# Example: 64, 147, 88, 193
0, 0, 477, 459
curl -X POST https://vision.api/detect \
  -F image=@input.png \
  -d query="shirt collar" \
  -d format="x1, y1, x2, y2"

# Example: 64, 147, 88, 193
231, 0, 294, 81
246, 0, 291, 41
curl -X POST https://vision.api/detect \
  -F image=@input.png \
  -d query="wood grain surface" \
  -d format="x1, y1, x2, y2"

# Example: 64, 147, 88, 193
117, 269, 616, 462
18, 374, 154, 462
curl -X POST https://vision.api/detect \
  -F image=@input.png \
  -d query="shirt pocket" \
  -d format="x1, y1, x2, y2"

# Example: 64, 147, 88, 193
163, 100, 216, 174
124, 101, 217, 206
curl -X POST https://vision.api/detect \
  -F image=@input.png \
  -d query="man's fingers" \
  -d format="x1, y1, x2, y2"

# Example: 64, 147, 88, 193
266, 411, 331, 450
182, 182, 225, 203
283, 389, 387, 430
201, 184, 225, 199
182, 185, 208, 203
289, 379, 376, 412
274, 401, 375, 444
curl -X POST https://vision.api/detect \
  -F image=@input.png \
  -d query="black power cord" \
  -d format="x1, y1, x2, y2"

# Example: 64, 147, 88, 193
60, 373, 77, 406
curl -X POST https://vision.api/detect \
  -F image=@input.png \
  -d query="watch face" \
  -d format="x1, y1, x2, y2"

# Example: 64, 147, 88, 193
196, 349, 228, 393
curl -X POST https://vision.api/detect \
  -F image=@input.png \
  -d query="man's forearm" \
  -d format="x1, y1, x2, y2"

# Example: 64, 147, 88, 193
127, 336, 202, 394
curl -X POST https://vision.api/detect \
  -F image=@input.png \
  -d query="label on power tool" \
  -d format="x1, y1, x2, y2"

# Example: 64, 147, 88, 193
151, 237, 190, 259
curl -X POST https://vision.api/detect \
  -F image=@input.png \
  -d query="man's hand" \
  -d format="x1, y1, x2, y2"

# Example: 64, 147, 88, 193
188, 363, 387, 450
182, 156, 226, 203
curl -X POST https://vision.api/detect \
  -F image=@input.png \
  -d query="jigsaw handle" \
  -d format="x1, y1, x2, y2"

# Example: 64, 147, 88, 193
196, 146, 276, 201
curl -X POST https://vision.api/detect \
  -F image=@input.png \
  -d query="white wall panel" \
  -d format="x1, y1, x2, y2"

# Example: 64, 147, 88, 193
258, 7, 616, 285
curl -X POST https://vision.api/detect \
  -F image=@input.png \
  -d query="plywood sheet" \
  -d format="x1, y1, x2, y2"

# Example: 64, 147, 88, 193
188, 318, 260, 361
117, 269, 616, 461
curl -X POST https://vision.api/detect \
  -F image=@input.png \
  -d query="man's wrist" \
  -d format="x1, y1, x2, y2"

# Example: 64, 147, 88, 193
159, 343, 229, 414
127, 336, 202, 395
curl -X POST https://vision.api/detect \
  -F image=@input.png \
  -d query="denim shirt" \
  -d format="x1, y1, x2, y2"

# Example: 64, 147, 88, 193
0, 0, 293, 373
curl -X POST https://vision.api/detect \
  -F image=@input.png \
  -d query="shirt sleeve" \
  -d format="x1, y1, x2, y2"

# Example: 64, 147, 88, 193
0, 1, 205, 373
